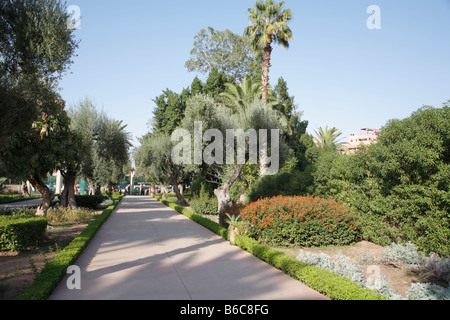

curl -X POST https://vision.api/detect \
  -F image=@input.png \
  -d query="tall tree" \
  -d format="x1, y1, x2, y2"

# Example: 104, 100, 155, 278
135, 132, 189, 206
0, 95, 73, 216
0, 0, 78, 147
244, 0, 293, 107
94, 117, 132, 192
185, 27, 262, 82
151, 89, 188, 135
67, 98, 100, 195
181, 95, 290, 212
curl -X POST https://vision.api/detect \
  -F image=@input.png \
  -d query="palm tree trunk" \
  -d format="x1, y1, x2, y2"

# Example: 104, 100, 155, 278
261, 43, 273, 107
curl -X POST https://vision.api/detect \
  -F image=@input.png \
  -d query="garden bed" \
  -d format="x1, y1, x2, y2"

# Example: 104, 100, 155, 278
276, 240, 420, 296
0, 210, 102, 300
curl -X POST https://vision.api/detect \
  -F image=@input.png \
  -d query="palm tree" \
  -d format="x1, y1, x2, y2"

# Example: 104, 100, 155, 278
220, 76, 283, 113
244, 0, 293, 107
314, 126, 345, 149
220, 76, 261, 112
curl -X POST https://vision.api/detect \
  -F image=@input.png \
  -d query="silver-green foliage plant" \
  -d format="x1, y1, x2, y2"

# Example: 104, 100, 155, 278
418, 254, 450, 286
406, 283, 450, 300
381, 242, 424, 270
297, 250, 398, 299
297, 250, 367, 287
297, 246, 450, 300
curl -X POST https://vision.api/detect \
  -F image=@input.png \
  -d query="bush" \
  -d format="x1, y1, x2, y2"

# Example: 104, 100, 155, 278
380, 242, 424, 270
162, 193, 178, 203
246, 169, 313, 203
47, 207, 96, 224
0, 206, 36, 216
241, 195, 361, 247
312, 104, 450, 256
0, 215, 47, 251
74, 195, 107, 209
219, 202, 245, 228
189, 199, 218, 215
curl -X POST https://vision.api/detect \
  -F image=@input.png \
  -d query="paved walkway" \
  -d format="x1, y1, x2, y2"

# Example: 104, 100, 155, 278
0, 198, 44, 211
49, 196, 328, 300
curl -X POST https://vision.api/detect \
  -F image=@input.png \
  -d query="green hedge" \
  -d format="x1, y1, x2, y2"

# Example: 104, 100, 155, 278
189, 199, 218, 215
154, 195, 387, 300
17, 195, 123, 300
74, 195, 107, 209
0, 215, 47, 251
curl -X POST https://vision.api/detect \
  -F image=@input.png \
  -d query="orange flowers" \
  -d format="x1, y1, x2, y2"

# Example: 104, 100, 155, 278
240, 195, 361, 247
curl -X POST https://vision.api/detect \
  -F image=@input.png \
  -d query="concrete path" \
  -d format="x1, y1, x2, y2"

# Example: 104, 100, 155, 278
0, 198, 43, 211
49, 196, 328, 300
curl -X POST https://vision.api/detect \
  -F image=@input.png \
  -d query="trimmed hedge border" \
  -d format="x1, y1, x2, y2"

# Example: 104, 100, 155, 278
17, 195, 124, 300
153, 195, 388, 301
0, 215, 48, 251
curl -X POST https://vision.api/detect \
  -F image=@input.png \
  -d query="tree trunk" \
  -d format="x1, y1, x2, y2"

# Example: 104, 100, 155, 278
261, 43, 273, 108
60, 168, 78, 209
214, 164, 245, 213
239, 174, 250, 203
108, 181, 114, 193
170, 175, 188, 206
260, 134, 268, 177
29, 173, 55, 217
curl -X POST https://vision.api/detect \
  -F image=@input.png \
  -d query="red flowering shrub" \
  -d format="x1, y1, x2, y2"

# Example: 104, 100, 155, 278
241, 195, 361, 247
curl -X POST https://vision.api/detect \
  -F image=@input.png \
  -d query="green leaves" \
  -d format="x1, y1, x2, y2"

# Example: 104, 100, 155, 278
245, 0, 293, 50
311, 103, 450, 256
185, 27, 262, 81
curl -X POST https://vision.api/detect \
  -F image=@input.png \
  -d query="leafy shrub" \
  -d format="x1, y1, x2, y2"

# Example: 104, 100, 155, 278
418, 254, 450, 287
0, 206, 36, 216
381, 242, 424, 270
241, 195, 361, 247
0, 215, 47, 251
47, 207, 95, 224
246, 169, 313, 203
297, 250, 366, 287
162, 193, 178, 203
219, 202, 245, 228
380, 242, 450, 287
189, 199, 218, 215
297, 250, 399, 299
311, 105, 450, 256
74, 195, 106, 209
406, 282, 450, 300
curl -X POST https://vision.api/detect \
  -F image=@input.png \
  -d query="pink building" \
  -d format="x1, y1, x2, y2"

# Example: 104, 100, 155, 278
346, 128, 381, 153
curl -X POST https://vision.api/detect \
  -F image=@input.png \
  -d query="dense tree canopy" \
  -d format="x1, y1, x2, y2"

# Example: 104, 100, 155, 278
311, 103, 450, 256
0, 0, 78, 146
185, 27, 263, 81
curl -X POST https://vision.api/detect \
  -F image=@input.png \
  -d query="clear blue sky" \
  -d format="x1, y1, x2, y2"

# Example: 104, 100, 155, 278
59, 0, 450, 146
